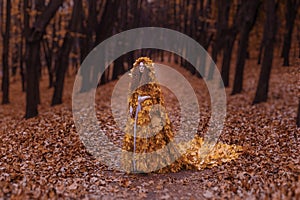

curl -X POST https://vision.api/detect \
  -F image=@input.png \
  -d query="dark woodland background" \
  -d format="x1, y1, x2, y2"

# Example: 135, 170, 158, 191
0, 0, 299, 123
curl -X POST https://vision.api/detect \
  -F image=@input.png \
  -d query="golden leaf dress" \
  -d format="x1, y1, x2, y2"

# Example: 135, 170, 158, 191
122, 57, 242, 173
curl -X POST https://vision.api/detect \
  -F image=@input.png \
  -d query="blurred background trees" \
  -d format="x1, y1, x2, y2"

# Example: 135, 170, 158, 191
0, 0, 299, 125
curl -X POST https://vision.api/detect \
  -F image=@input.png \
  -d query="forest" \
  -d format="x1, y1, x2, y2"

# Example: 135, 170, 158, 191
0, 0, 300, 199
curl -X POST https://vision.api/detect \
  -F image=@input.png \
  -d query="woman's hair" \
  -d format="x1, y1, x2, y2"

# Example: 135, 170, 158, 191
129, 57, 157, 93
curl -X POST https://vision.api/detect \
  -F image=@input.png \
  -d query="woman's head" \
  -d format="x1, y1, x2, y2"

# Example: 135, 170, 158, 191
129, 57, 157, 92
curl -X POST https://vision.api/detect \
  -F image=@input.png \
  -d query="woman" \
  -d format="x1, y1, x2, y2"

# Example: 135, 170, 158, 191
122, 57, 242, 173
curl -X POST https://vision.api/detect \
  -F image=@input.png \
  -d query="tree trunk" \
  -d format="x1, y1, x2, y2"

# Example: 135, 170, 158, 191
231, 29, 250, 94
25, 41, 40, 118
208, 0, 231, 80
126, 0, 141, 69
95, 0, 121, 45
0, 1, 3, 36
77, 0, 98, 93
25, 0, 63, 118
298, 26, 300, 58
22, 0, 30, 93
112, 55, 126, 80
51, 33, 73, 105
253, 0, 277, 104
95, 0, 121, 86
12, 46, 18, 77
2, 0, 11, 104
232, 0, 260, 95
80, 0, 120, 90
221, 29, 237, 87
257, 40, 265, 65
42, 39, 54, 88
257, 7, 270, 66
297, 99, 300, 127
52, 0, 82, 106
220, 1, 241, 87
20, 36, 26, 92
282, 0, 299, 66
41, 0, 55, 89
17, 0, 25, 91
80, 0, 97, 61
34, 0, 46, 104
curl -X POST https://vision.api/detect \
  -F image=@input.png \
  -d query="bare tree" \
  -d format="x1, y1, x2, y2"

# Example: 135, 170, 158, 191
25, 0, 63, 118
221, 1, 241, 87
298, 25, 300, 58
80, 0, 97, 62
111, 0, 130, 81
282, 0, 299, 66
2, 0, 11, 104
232, 0, 260, 95
81, 0, 121, 88
253, 0, 278, 104
257, 20, 267, 65
207, 0, 231, 80
297, 99, 300, 127
52, 0, 83, 106
42, 37, 54, 88
95, 0, 121, 45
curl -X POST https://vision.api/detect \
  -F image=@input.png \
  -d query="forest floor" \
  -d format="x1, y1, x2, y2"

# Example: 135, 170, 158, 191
0, 54, 300, 199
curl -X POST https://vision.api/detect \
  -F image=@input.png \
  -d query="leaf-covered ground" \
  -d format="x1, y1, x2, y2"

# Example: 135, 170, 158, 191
0, 55, 299, 199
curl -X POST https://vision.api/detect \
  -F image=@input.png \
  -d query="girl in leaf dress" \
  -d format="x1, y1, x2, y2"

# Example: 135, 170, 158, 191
122, 57, 242, 173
